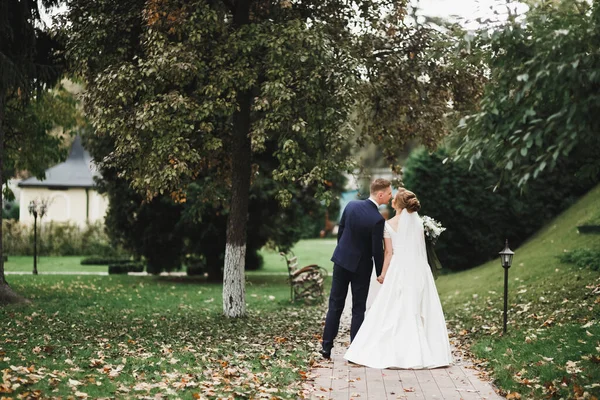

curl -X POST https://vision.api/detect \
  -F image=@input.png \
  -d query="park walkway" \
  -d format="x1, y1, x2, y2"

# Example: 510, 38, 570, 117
307, 295, 503, 400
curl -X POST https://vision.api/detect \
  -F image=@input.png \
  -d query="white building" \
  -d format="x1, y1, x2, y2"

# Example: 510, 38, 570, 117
17, 136, 108, 226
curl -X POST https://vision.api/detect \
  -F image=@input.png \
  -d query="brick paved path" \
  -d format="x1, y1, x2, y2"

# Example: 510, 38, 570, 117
307, 295, 503, 400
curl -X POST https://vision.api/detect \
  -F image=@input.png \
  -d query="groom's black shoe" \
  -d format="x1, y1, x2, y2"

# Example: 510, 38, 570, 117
319, 349, 331, 359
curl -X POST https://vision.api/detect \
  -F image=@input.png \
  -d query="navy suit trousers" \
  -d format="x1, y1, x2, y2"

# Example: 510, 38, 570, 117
322, 263, 373, 352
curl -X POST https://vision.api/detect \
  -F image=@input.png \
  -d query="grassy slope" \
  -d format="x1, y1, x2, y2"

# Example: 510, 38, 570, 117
436, 184, 600, 399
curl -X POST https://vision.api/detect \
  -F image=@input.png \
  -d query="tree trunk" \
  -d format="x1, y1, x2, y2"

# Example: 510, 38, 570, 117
0, 87, 6, 286
0, 88, 27, 305
222, 0, 252, 318
223, 86, 252, 317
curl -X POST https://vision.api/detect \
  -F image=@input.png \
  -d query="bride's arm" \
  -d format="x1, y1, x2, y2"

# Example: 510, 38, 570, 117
377, 237, 393, 283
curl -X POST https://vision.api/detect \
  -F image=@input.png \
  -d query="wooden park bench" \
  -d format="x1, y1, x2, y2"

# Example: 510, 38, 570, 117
280, 251, 328, 303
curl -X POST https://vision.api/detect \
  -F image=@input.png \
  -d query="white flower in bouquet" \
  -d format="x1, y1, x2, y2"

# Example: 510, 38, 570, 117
421, 215, 446, 245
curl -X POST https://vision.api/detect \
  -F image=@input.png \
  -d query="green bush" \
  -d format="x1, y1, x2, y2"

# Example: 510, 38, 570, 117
2, 203, 19, 220
81, 256, 131, 266
2, 220, 123, 256
108, 262, 145, 274
186, 265, 205, 276
245, 249, 264, 271
183, 254, 206, 276
94, 138, 346, 278
558, 248, 600, 271
403, 147, 599, 270
577, 225, 600, 234
108, 265, 126, 275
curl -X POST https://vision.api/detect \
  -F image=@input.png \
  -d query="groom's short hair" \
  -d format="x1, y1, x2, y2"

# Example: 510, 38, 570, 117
370, 178, 391, 194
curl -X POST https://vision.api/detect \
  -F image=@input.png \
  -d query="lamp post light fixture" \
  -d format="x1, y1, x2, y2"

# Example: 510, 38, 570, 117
28, 200, 48, 275
28, 201, 39, 275
499, 239, 515, 334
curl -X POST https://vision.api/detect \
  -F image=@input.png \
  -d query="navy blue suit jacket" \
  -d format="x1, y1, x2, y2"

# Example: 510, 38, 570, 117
331, 199, 385, 276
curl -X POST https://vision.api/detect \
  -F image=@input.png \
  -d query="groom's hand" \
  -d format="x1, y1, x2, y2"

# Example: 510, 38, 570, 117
377, 275, 384, 284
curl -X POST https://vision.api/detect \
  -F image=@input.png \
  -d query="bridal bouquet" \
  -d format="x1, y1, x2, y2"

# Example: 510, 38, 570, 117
422, 215, 446, 246
421, 215, 446, 279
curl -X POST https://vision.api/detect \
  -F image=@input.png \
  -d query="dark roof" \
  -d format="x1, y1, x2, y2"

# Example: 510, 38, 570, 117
18, 136, 101, 188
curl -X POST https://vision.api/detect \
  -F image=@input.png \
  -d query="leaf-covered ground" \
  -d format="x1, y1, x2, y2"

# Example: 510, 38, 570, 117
1, 275, 325, 399
437, 184, 600, 399
5, 184, 600, 399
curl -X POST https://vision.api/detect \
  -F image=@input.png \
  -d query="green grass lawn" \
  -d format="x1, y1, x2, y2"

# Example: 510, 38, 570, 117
4, 256, 105, 273
437, 184, 600, 399
4, 238, 337, 275
3, 183, 599, 399
255, 238, 336, 274
0, 239, 336, 399
0, 274, 324, 399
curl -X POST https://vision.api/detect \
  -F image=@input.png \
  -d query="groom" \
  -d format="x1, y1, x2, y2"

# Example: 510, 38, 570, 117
320, 178, 392, 359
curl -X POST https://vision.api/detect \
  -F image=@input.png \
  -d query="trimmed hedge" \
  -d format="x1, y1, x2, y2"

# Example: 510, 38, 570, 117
3, 220, 124, 257
186, 264, 205, 276
81, 256, 131, 265
183, 254, 206, 276
108, 262, 145, 275
559, 248, 600, 271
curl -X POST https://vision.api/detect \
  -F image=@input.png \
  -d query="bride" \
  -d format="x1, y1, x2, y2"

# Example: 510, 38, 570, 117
344, 189, 453, 369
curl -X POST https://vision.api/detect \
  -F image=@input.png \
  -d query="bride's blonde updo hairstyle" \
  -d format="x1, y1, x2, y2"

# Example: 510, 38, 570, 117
393, 189, 421, 213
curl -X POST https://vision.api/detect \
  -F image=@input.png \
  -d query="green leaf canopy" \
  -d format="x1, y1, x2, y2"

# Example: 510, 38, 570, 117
455, 0, 600, 185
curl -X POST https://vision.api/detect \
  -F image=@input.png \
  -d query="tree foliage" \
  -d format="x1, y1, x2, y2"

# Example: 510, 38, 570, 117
62, 0, 483, 316
0, 0, 63, 96
356, 10, 485, 173
3, 86, 78, 189
404, 146, 598, 271
454, 0, 600, 186
64, 0, 358, 202
0, 0, 70, 300
85, 132, 344, 279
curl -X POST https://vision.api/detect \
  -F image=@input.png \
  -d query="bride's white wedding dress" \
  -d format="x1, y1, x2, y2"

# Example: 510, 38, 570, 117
344, 209, 453, 369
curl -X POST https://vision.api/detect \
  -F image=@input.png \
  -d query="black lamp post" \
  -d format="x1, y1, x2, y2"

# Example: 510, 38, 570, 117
28, 200, 47, 275
499, 239, 515, 334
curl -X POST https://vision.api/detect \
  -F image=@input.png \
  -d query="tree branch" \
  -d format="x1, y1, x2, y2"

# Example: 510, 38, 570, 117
221, 0, 234, 13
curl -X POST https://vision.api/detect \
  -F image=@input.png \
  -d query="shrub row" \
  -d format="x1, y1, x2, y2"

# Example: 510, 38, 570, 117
186, 264, 206, 276
81, 256, 131, 266
3, 220, 124, 257
558, 248, 600, 272
108, 262, 145, 274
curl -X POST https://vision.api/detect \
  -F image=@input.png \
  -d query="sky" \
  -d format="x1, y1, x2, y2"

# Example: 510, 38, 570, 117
412, 0, 528, 29
42, 0, 528, 30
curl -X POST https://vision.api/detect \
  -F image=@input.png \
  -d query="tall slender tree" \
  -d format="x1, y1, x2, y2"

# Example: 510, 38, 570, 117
0, 0, 66, 304
63, 0, 482, 316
